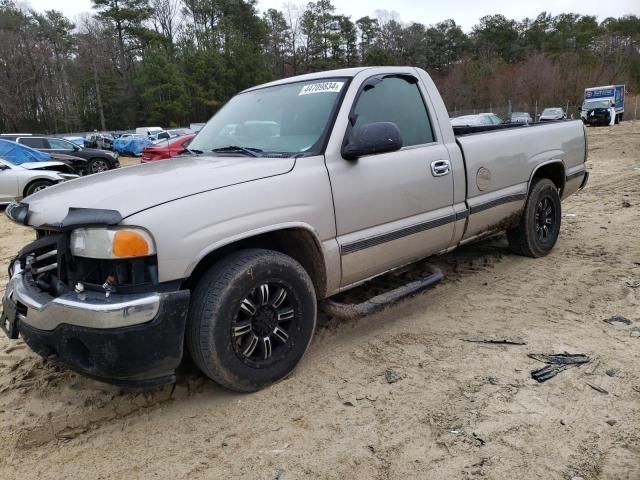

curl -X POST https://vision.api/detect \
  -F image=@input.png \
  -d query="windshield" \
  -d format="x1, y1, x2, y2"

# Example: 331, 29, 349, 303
583, 100, 610, 109
542, 108, 562, 115
190, 78, 348, 156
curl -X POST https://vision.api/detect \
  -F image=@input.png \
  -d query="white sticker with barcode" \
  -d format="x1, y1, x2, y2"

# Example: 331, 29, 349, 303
299, 81, 344, 95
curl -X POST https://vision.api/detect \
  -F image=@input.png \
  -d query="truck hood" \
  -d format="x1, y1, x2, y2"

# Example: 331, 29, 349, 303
21, 155, 295, 228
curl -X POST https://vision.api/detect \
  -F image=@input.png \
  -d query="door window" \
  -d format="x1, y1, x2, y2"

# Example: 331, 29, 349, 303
352, 76, 434, 147
47, 138, 75, 150
20, 137, 47, 149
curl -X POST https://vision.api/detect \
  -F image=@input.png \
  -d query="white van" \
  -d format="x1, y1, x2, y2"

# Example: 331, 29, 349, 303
135, 126, 163, 136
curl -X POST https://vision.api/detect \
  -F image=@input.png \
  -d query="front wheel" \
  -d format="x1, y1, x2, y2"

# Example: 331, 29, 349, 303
24, 180, 53, 197
187, 249, 317, 392
507, 178, 561, 257
88, 158, 110, 174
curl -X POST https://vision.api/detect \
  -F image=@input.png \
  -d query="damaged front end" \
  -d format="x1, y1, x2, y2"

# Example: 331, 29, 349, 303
2, 204, 190, 388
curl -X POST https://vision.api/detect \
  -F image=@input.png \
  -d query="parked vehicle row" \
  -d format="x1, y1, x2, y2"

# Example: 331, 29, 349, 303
451, 107, 568, 127
0, 135, 119, 174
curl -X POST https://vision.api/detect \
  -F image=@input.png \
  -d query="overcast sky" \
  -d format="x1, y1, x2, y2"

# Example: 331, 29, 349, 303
21, 0, 640, 31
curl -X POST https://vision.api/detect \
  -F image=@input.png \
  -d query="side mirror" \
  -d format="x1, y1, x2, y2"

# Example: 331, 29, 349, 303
342, 122, 403, 160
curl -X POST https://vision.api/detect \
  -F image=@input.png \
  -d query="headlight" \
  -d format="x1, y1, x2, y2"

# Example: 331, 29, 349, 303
70, 227, 156, 259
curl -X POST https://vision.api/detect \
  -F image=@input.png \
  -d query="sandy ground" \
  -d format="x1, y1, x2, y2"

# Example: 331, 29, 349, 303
0, 124, 639, 479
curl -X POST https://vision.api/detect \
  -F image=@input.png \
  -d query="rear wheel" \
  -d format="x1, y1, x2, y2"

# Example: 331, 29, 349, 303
507, 178, 561, 257
187, 249, 317, 392
24, 180, 53, 197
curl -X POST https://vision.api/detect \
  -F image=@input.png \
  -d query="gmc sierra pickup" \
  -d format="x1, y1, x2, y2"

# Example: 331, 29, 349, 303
1, 67, 589, 391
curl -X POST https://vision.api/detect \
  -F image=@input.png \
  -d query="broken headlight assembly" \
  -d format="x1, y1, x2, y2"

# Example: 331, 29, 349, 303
70, 227, 156, 259
69, 227, 159, 293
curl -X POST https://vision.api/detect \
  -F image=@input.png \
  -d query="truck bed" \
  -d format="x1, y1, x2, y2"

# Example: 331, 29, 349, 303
452, 120, 578, 137
454, 119, 587, 239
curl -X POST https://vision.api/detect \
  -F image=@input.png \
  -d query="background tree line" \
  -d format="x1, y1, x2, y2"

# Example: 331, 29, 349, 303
0, 0, 638, 133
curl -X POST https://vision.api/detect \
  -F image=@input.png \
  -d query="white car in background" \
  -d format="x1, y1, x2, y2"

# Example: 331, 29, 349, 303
450, 113, 504, 127
539, 108, 566, 122
0, 158, 78, 204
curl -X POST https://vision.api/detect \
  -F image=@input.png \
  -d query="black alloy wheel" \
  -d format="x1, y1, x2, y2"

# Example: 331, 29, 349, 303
231, 282, 297, 367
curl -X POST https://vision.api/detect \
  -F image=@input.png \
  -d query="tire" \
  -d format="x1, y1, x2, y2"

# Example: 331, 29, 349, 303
187, 249, 317, 392
615, 114, 620, 124
507, 178, 562, 258
24, 180, 53, 197
88, 158, 110, 174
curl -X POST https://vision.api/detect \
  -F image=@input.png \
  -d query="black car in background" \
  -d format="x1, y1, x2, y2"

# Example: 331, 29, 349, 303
0, 135, 120, 174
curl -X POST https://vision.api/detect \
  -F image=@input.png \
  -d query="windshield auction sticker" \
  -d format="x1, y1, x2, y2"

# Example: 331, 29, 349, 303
299, 81, 344, 95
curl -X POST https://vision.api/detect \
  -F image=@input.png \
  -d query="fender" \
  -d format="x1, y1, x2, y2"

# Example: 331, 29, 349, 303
527, 158, 566, 193
185, 221, 327, 278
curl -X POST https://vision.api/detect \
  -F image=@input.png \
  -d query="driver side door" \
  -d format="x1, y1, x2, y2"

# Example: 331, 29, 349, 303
325, 74, 456, 287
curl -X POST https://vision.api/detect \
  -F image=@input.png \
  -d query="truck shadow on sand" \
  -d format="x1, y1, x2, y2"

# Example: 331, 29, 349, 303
0, 234, 510, 450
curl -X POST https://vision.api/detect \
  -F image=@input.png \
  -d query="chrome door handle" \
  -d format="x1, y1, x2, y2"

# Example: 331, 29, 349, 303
431, 159, 451, 177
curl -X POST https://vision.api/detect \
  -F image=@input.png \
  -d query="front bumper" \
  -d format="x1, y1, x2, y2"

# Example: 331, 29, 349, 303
1, 263, 190, 387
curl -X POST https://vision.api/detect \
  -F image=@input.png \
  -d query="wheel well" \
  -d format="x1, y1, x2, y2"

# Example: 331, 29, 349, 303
184, 228, 327, 298
531, 162, 565, 194
23, 178, 53, 197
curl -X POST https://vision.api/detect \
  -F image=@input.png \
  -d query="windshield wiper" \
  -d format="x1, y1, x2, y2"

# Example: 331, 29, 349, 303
181, 148, 203, 155
211, 146, 262, 157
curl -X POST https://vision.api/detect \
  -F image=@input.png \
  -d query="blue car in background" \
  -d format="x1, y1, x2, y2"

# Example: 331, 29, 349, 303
0, 139, 85, 174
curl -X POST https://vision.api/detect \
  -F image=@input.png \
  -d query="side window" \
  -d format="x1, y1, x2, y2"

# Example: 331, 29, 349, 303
352, 76, 434, 147
48, 138, 74, 150
20, 137, 47, 149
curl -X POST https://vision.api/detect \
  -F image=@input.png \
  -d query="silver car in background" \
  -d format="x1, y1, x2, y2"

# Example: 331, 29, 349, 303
509, 112, 533, 124
0, 158, 78, 204
539, 108, 566, 121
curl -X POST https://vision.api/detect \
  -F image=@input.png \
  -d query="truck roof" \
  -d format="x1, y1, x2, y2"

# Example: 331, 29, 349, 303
242, 67, 419, 93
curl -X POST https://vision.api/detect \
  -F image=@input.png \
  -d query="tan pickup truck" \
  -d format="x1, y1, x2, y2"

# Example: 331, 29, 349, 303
2, 67, 588, 391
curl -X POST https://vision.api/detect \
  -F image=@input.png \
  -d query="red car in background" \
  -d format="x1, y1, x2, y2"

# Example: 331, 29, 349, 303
141, 134, 195, 162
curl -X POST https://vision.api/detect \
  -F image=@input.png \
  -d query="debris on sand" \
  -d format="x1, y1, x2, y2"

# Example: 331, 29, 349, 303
624, 280, 640, 289
472, 432, 486, 446
630, 327, 640, 338
586, 382, 609, 394
461, 336, 527, 346
603, 315, 632, 326
529, 353, 591, 365
529, 353, 591, 383
384, 368, 402, 384
622, 200, 632, 208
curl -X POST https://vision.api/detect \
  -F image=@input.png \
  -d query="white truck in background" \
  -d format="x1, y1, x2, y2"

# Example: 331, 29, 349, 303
581, 85, 625, 126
